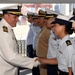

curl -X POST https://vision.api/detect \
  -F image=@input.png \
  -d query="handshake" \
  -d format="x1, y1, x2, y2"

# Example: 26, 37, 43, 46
33, 57, 40, 67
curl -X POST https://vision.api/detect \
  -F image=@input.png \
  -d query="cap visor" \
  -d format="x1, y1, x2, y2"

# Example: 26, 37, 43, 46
38, 14, 45, 17
51, 20, 57, 24
69, 16, 75, 20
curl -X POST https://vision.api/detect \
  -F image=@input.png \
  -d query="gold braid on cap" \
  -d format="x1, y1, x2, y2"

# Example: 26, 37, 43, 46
39, 10, 46, 15
46, 15, 54, 18
7, 11, 21, 15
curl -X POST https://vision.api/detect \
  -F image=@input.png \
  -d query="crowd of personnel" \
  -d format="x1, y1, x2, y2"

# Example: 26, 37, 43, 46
26, 6, 75, 75
0, 4, 75, 75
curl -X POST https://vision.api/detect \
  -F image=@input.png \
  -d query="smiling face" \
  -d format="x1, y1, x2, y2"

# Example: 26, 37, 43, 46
4, 13, 19, 27
53, 23, 65, 39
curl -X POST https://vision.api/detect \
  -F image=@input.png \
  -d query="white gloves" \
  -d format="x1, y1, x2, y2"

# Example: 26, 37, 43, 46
33, 57, 40, 67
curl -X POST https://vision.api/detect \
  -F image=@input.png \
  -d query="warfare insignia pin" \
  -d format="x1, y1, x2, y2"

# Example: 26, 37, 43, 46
66, 40, 72, 46
3, 26, 8, 32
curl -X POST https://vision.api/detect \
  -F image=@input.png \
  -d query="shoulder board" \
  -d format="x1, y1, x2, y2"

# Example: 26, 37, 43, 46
66, 40, 72, 46
3, 26, 8, 33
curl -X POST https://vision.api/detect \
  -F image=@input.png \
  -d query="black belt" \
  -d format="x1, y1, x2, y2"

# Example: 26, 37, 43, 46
58, 69, 68, 75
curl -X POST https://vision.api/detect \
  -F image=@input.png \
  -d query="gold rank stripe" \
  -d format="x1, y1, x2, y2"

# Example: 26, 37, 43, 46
38, 15, 46, 16
46, 16, 54, 18
0, 15, 2, 18
3, 26, 8, 32
7, 11, 21, 15
33, 17, 38, 18
0, 16, 2, 18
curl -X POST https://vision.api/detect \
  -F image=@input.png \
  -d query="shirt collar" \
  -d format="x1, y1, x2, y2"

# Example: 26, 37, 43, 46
59, 35, 70, 47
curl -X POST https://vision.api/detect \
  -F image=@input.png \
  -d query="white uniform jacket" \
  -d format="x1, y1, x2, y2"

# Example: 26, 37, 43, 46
71, 37, 75, 75
57, 35, 75, 72
0, 19, 35, 75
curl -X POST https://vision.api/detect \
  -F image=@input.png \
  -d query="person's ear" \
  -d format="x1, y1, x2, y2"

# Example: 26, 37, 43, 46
62, 25, 65, 31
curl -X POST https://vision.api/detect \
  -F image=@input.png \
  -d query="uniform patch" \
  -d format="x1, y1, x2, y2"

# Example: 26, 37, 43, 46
3, 26, 8, 32
66, 40, 72, 46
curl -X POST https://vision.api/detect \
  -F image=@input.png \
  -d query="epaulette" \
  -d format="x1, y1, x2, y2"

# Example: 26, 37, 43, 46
3, 26, 8, 33
66, 40, 72, 46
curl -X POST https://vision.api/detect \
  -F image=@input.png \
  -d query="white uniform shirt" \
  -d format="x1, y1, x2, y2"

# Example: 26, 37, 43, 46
57, 35, 75, 72
32, 25, 41, 50
0, 19, 35, 75
71, 37, 75, 75
26, 23, 34, 45
72, 54, 75, 75
47, 30, 59, 58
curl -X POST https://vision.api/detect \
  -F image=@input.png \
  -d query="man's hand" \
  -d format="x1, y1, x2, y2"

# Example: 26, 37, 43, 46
33, 57, 40, 67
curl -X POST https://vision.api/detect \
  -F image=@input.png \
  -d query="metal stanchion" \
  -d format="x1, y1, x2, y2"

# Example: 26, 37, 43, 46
18, 40, 27, 57
18, 40, 22, 55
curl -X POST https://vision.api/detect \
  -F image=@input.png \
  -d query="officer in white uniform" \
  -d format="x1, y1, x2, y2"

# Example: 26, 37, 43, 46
45, 11, 59, 75
26, 12, 34, 58
69, 9, 75, 75
0, 5, 40, 75
69, 9, 75, 31
47, 31, 58, 59
51, 15, 75, 75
